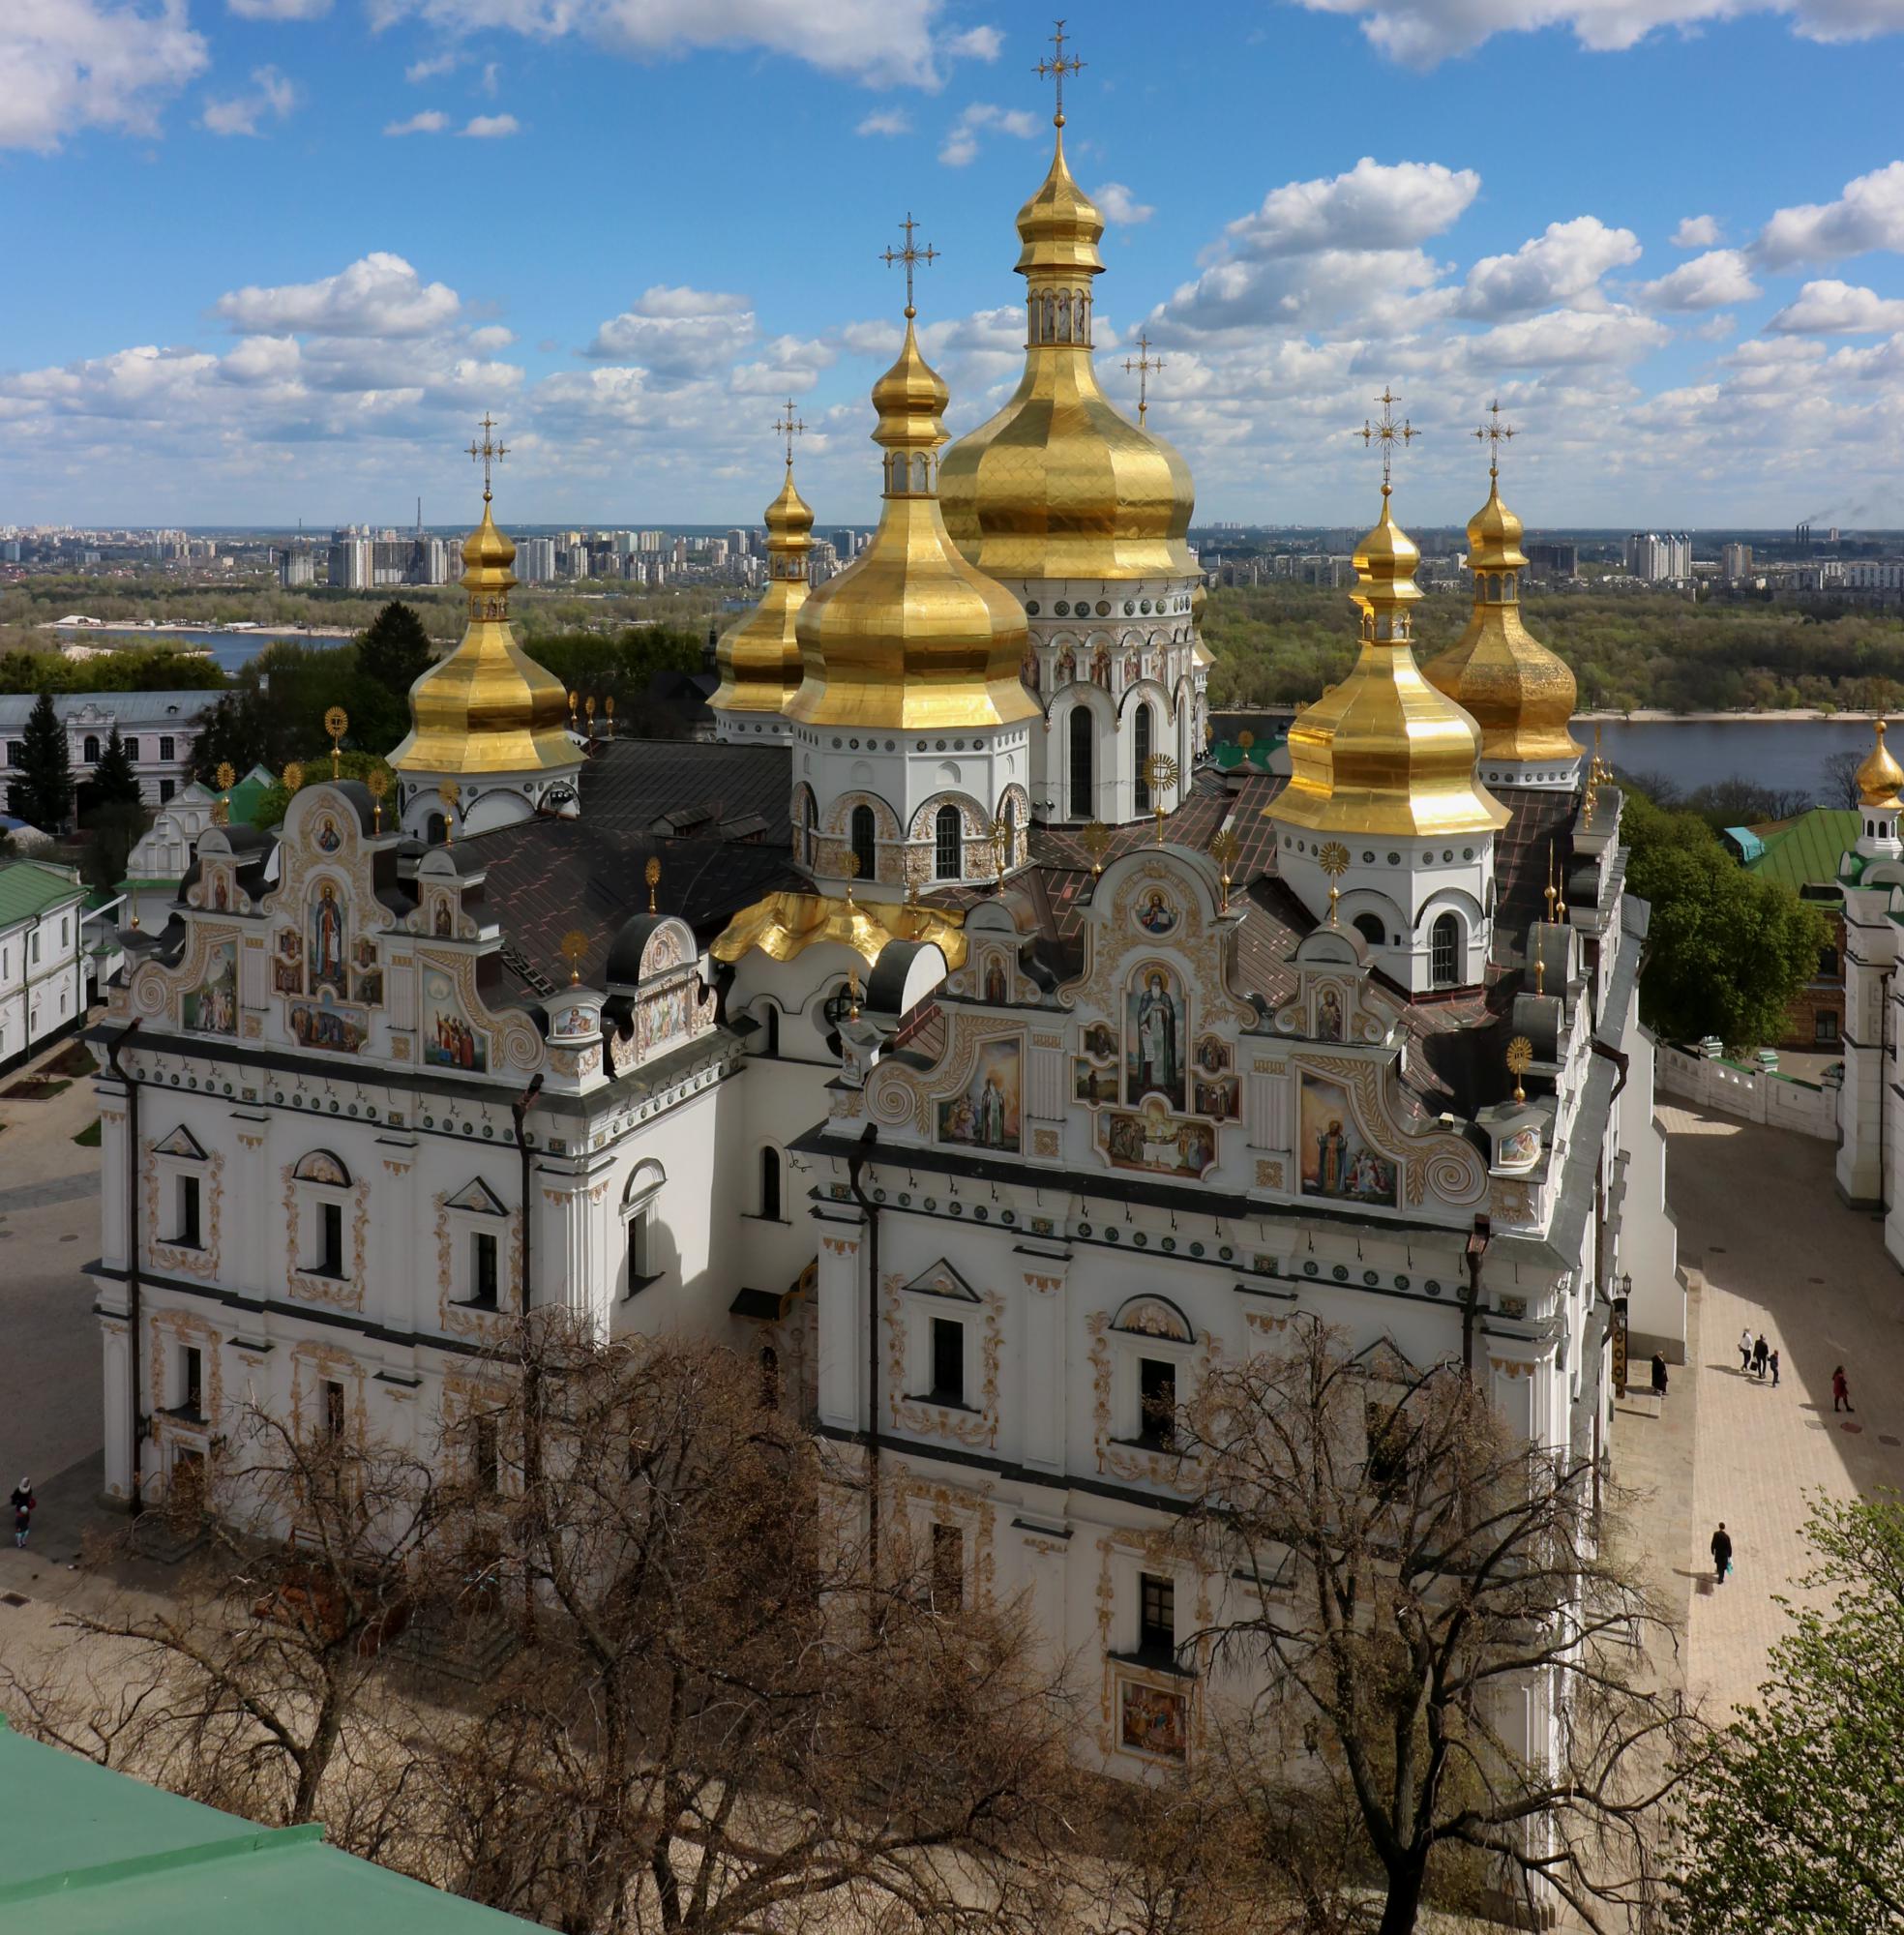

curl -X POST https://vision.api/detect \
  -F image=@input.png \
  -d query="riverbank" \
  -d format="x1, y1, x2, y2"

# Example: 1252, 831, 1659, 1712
1575, 708, 1894, 724
44, 618, 354, 640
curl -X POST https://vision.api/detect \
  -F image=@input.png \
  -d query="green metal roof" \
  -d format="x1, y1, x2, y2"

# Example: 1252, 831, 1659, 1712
1743, 808, 1859, 895
0, 1715, 533, 1933
0, 860, 87, 929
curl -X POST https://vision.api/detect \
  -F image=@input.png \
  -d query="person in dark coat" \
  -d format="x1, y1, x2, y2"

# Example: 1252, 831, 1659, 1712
10, 1478, 34, 1550
1770, 1348, 1780, 1388
1651, 1353, 1669, 1398
1753, 1334, 1770, 1379
1711, 1522, 1733, 1586
1832, 1366, 1855, 1413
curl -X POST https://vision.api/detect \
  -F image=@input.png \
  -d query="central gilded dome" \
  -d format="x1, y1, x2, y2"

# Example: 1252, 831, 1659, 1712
788, 319, 1038, 733
937, 126, 1195, 582
389, 493, 576, 778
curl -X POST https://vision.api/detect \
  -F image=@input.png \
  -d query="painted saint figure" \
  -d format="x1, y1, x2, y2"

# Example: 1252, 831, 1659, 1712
312, 883, 345, 992
1130, 970, 1181, 1107
1317, 1118, 1349, 1195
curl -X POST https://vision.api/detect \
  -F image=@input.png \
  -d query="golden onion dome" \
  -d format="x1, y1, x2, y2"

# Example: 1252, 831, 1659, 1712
1423, 469, 1581, 766
389, 492, 577, 778
711, 461, 814, 719
937, 125, 1196, 583
1270, 487, 1508, 840
788, 321, 1037, 733
1856, 718, 1904, 807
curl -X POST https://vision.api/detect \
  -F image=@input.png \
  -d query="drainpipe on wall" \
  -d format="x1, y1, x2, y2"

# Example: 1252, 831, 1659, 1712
104, 1020, 144, 1519
1463, 1215, 1491, 1380
511, 1073, 543, 1648
847, 1122, 881, 1575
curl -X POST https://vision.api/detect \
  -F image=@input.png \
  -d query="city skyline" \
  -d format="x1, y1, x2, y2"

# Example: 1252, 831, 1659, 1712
9, 2, 1904, 527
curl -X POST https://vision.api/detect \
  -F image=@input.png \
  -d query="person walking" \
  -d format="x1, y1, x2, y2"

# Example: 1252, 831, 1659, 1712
1753, 1334, 1770, 1380
1651, 1352, 1669, 1399
1770, 1347, 1781, 1388
10, 1478, 33, 1550
1711, 1522, 1733, 1586
1739, 1326, 1754, 1373
1833, 1366, 1856, 1413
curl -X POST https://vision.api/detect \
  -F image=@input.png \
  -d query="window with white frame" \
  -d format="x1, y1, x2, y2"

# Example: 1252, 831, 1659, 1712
895, 1261, 981, 1409
152, 1125, 209, 1252
292, 1150, 353, 1280
443, 1177, 509, 1307
621, 1158, 666, 1296
1108, 1296, 1196, 1451
177, 1344, 204, 1419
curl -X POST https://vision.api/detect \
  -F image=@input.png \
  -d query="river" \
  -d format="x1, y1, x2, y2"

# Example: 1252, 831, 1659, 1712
46, 627, 349, 673
1213, 710, 1879, 805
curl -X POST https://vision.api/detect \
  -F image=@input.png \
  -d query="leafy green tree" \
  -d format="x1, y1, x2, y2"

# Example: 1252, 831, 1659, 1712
90, 725, 141, 807
253, 751, 397, 830
8, 690, 73, 832
1623, 789, 1830, 1049
355, 600, 434, 701
1673, 1491, 1904, 1935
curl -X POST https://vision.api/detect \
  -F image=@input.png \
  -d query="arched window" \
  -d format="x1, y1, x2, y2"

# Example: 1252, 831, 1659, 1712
999, 797, 1016, 870
935, 803, 963, 879
759, 1146, 782, 1221
1134, 706, 1154, 811
850, 804, 877, 884
1431, 912, 1463, 989
426, 813, 447, 845
1354, 912, 1385, 948
1069, 707, 1093, 819
762, 1004, 780, 1057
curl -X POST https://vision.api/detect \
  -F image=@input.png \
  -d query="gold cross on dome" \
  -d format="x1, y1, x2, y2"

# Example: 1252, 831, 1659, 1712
1123, 331, 1165, 426
880, 213, 938, 322
771, 399, 806, 468
1473, 397, 1516, 478
1036, 18, 1085, 128
1359, 387, 1416, 491
467, 412, 508, 501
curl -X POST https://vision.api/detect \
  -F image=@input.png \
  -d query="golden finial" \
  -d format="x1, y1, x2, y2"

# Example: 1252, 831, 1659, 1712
1123, 331, 1165, 428
643, 855, 661, 914
842, 848, 861, 910
1592, 719, 1609, 786
215, 760, 235, 792
1209, 826, 1239, 912
846, 968, 861, 1023
605, 695, 615, 727
212, 795, 229, 827
1144, 752, 1179, 844
881, 212, 939, 321
1035, 17, 1085, 128
1359, 386, 1417, 493
323, 705, 347, 779
772, 398, 807, 469
1534, 947, 1546, 997
1081, 820, 1111, 878
567, 688, 579, 729
559, 929, 588, 985
438, 777, 460, 845
1473, 397, 1516, 481
366, 766, 388, 832
282, 760, 304, 792
1545, 843, 1559, 921
467, 411, 508, 502
1505, 1034, 1533, 1105
990, 815, 1014, 885
584, 695, 597, 736
1318, 840, 1350, 928
1237, 729, 1256, 760
214, 760, 235, 825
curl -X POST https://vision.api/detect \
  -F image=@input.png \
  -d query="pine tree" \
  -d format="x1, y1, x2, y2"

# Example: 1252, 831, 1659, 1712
90, 725, 142, 808
12, 691, 73, 833
356, 601, 434, 701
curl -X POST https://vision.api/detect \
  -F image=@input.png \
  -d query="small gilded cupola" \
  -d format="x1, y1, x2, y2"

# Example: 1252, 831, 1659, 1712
710, 403, 816, 742
784, 222, 1038, 901
1853, 717, 1904, 861
1269, 392, 1508, 997
1423, 405, 1583, 791
389, 418, 582, 842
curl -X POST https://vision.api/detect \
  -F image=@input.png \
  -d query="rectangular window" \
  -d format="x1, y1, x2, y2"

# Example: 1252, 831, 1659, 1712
322, 1380, 346, 1441
1138, 1571, 1175, 1661
181, 1345, 203, 1417
472, 1230, 499, 1306
624, 1209, 656, 1295
1815, 1010, 1841, 1044
176, 1175, 201, 1248
29, 933, 39, 966
159, 779, 175, 803
123, 738, 139, 762
4, 742, 21, 768
59, 918, 67, 948
160, 735, 175, 761
473, 1414, 499, 1495
1138, 1356, 1176, 1449
930, 1316, 966, 1405
318, 1201, 344, 1277
931, 1522, 964, 1610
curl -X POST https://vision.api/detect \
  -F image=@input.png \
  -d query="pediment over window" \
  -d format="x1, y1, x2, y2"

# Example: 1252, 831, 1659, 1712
1354, 1336, 1419, 1385
292, 1149, 350, 1187
153, 1125, 207, 1162
445, 1177, 507, 1216
1111, 1294, 1194, 1343
905, 1259, 980, 1303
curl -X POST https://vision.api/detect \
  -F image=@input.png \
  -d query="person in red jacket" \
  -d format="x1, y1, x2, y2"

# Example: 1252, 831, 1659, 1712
1832, 1366, 1856, 1414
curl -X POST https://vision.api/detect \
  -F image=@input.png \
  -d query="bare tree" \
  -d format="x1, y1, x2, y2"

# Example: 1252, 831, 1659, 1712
1176, 1316, 1702, 1935
425, 1318, 1075, 1934
0, 1405, 444, 1851
1821, 748, 1866, 811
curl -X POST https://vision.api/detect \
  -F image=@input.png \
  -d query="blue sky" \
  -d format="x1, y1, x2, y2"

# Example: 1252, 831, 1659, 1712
8, 0, 1904, 529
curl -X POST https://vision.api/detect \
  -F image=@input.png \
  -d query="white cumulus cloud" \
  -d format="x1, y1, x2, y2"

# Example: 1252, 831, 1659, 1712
215, 253, 461, 337
1456, 216, 1641, 319
938, 100, 1041, 165
3, 0, 208, 152
1095, 182, 1154, 225
584, 285, 756, 372
1221, 157, 1479, 257
1673, 214, 1721, 249
940, 24, 1001, 59
200, 65, 297, 137
1755, 160, 1904, 268
1767, 278, 1904, 333
1637, 248, 1760, 311
404, 51, 459, 81
856, 107, 912, 135
226, 0, 330, 16
385, 108, 448, 134
461, 112, 519, 137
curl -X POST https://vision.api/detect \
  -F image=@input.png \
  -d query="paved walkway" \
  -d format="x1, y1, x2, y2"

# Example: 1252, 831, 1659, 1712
1638, 1102, 1904, 1714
